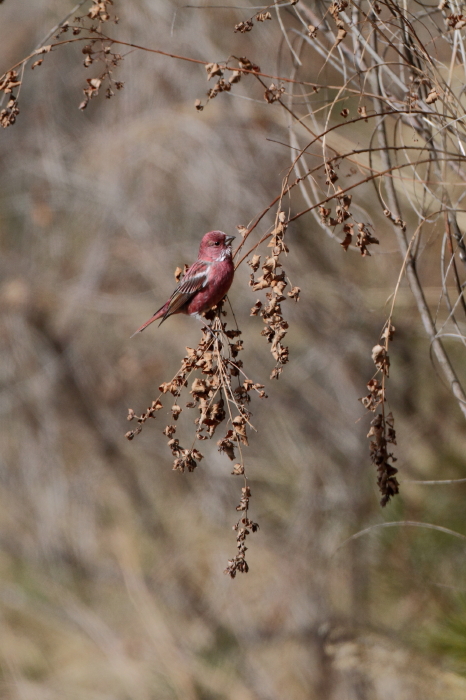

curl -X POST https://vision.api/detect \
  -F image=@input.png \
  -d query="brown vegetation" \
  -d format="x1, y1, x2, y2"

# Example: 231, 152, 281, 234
2, 0, 466, 697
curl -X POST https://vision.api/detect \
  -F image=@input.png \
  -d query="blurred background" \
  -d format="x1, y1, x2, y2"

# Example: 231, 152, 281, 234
2, 1, 466, 698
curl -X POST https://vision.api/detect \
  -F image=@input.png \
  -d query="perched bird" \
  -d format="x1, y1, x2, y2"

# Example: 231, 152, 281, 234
131, 230, 235, 336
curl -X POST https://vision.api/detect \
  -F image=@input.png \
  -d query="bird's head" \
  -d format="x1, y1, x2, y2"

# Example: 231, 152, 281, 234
199, 231, 235, 261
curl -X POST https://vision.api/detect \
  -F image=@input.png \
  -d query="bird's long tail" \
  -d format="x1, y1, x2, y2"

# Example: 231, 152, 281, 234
130, 304, 167, 338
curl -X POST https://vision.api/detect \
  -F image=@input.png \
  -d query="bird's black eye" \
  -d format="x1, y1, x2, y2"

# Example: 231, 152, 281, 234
214, 241, 220, 246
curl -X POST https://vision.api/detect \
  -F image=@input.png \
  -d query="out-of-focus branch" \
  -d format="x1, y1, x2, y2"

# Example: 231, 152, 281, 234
370, 21, 466, 420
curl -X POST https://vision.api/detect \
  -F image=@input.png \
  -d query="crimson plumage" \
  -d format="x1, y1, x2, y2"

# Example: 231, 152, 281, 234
131, 231, 235, 336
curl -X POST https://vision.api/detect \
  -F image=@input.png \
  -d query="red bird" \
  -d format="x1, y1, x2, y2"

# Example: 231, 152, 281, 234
131, 231, 235, 336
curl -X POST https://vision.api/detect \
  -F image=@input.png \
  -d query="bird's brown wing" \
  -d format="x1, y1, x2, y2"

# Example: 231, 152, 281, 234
130, 261, 210, 337
160, 260, 210, 323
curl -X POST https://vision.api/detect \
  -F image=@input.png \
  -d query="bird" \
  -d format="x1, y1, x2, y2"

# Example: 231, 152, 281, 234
131, 231, 235, 337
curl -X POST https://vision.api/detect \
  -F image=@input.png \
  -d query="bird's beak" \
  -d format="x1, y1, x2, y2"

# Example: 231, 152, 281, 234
225, 235, 236, 246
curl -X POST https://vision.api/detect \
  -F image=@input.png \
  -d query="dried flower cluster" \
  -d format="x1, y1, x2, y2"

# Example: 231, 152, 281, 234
234, 6, 272, 33
59, 1, 123, 110
233, 0, 301, 34
0, 70, 21, 128
0, 0, 122, 125
264, 82, 285, 104
361, 322, 399, 506
195, 56, 259, 112
0, 44, 54, 128
328, 0, 348, 48
126, 304, 264, 576
319, 190, 379, 256
247, 211, 300, 379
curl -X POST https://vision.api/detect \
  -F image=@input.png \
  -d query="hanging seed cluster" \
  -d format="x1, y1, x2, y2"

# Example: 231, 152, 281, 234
233, 0, 300, 34
318, 190, 379, 256
62, 1, 123, 110
0, 70, 21, 128
195, 56, 260, 112
0, 45, 52, 129
264, 83, 285, 104
248, 211, 300, 380
360, 322, 399, 506
328, 0, 348, 48
126, 304, 265, 575
0, 0, 122, 128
